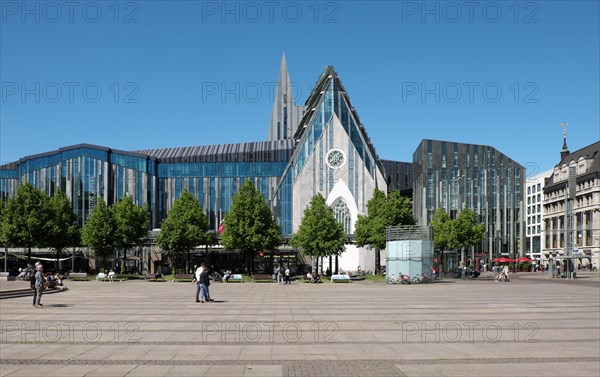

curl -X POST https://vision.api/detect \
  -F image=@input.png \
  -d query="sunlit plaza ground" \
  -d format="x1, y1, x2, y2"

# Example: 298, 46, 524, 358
1, 272, 599, 377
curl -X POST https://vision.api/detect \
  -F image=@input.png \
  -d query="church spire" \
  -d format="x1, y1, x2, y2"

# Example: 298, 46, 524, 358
560, 122, 570, 160
267, 53, 305, 141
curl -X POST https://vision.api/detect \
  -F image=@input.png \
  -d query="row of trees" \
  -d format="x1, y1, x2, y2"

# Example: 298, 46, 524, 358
81, 197, 149, 269
2, 180, 484, 276
0, 183, 79, 267
0, 182, 149, 271
156, 181, 280, 274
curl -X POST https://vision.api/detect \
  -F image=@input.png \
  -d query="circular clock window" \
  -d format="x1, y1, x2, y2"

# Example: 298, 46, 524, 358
326, 149, 346, 169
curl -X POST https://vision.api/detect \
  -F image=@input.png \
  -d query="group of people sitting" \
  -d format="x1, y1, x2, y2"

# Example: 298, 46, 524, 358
45, 272, 67, 290
305, 271, 321, 283
96, 270, 117, 281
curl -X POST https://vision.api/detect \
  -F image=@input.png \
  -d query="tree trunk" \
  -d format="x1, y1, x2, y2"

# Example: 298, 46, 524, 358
186, 250, 190, 273
375, 248, 380, 275
27, 246, 31, 263
335, 255, 339, 274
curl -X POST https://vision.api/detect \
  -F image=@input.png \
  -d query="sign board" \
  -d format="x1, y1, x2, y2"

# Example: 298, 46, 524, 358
232, 274, 243, 280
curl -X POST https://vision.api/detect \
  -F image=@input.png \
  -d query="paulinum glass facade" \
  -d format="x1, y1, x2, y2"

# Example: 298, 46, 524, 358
413, 139, 525, 261
0, 145, 156, 227
0, 141, 293, 231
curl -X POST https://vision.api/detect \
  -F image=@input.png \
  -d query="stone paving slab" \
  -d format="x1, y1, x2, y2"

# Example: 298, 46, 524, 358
0, 273, 598, 376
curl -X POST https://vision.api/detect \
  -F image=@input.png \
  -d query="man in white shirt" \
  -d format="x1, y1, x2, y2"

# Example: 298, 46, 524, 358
195, 265, 204, 302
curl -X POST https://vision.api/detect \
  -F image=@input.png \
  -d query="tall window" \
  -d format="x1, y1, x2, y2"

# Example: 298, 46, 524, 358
333, 199, 352, 235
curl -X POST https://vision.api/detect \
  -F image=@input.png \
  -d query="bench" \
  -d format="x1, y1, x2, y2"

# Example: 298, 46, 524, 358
174, 273, 194, 282
146, 273, 165, 282
252, 274, 273, 283
69, 272, 88, 281
331, 274, 351, 283
226, 274, 243, 283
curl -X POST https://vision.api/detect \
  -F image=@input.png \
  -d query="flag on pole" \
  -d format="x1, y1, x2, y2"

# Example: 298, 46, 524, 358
217, 219, 225, 235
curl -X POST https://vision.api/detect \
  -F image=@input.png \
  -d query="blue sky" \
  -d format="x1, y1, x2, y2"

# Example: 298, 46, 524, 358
1, 1, 598, 175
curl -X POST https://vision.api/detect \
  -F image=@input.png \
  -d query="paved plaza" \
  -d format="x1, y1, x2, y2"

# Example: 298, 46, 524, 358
1, 273, 599, 376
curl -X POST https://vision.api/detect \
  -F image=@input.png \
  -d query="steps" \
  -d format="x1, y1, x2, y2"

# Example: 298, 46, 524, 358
0, 287, 66, 300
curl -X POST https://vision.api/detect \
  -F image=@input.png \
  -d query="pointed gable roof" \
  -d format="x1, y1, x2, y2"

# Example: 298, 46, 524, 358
292, 66, 384, 175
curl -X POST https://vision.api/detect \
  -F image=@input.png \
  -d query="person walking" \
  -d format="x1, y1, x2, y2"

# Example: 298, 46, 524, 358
194, 263, 205, 302
276, 265, 284, 284
33, 263, 44, 307
199, 266, 213, 303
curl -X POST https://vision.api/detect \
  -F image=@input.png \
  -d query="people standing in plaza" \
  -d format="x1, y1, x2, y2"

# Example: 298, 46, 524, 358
493, 264, 499, 281
276, 265, 284, 284
284, 267, 291, 284
33, 263, 44, 307
195, 264, 204, 302
198, 265, 213, 303
502, 265, 510, 282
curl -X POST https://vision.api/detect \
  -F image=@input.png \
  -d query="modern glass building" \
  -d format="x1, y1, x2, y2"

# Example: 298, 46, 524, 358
0, 145, 157, 227
412, 139, 525, 269
0, 141, 293, 231
1, 56, 529, 275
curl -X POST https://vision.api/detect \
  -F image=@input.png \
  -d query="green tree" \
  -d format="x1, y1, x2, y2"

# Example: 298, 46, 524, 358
355, 189, 415, 274
449, 209, 485, 276
221, 180, 281, 275
47, 190, 80, 271
157, 190, 209, 273
81, 198, 117, 268
290, 194, 346, 275
0, 199, 6, 245
431, 208, 452, 274
2, 182, 51, 261
0, 199, 7, 269
113, 196, 149, 271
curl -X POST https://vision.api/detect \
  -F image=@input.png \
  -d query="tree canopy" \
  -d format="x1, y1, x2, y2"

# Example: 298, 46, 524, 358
355, 189, 415, 273
47, 190, 80, 268
431, 208, 452, 252
290, 194, 346, 262
81, 198, 117, 260
220, 180, 281, 274
157, 190, 210, 270
2, 182, 51, 261
449, 209, 485, 252
113, 196, 149, 254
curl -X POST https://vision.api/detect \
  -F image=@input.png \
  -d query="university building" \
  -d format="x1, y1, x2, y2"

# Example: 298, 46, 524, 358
1, 55, 530, 274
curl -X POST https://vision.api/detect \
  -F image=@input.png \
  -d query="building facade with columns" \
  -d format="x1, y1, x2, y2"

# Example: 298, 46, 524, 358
542, 139, 600, 268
